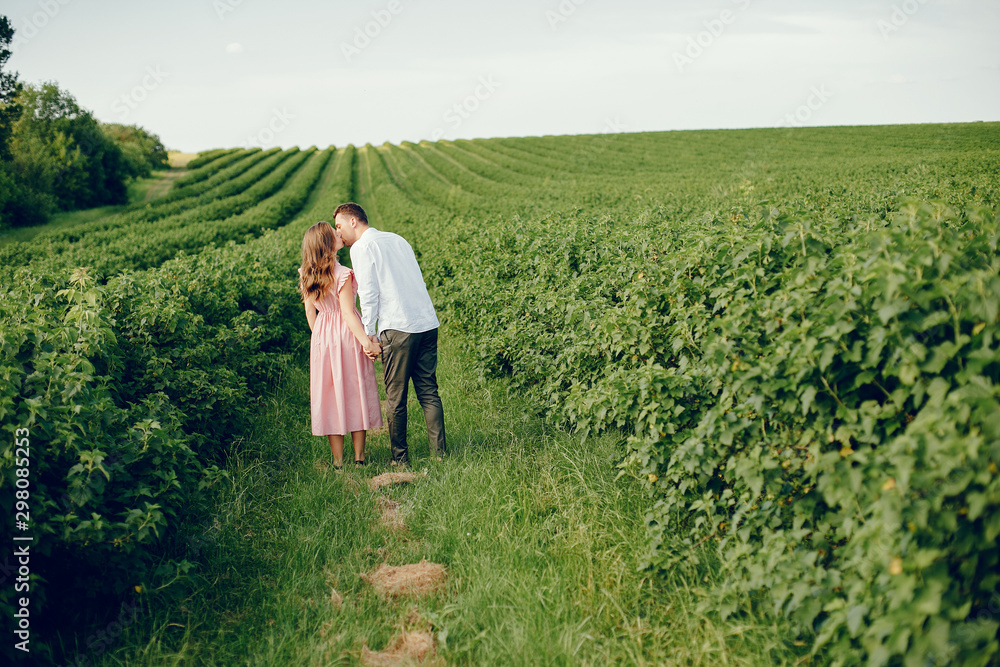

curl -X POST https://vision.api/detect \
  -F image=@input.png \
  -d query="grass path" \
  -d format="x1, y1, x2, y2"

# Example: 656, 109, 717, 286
140, 169, 187, 202
354, 146, 382, 224
0, 169, 182, 246
64, 329, 797, 666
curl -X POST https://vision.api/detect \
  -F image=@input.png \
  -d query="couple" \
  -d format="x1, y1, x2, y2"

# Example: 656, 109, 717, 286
298, 202, 446, 468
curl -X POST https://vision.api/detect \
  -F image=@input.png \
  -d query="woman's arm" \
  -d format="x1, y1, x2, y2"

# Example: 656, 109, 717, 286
339, 280, 381, 357
304, 296, 318, 332
299, 268, 318, 333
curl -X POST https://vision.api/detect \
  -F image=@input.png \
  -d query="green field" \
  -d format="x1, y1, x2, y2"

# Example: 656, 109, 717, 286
1, 123, 998, 665
0, 169, 185, 248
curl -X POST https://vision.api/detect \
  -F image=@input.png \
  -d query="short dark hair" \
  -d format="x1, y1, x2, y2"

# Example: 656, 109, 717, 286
334, 202, 367, 224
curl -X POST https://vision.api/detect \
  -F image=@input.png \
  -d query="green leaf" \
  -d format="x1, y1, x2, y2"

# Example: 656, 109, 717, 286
801, 386, 817, 416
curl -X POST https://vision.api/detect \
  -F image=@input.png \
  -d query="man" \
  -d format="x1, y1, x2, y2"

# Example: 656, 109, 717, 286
333, 202, 447, 465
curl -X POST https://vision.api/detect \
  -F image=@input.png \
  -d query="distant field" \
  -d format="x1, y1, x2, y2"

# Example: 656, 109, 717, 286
0, 163, 195, 247
2, 123, 998, 666
167, 150, 199, 168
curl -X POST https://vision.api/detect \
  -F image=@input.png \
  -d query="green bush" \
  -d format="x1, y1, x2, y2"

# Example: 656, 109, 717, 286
631, 203, 999, 665
391, 127, 1000, 664
0, 269, 203, 643
437, 201, 999, 665
0, 146, 340, 660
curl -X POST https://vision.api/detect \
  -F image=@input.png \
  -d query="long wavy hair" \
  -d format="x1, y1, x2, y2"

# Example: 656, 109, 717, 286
299, 221, 339, 302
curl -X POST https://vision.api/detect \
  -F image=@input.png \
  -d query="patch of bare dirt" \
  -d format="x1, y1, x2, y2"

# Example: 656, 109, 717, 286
361, 630, 436, 666
368, 471, 427, 491
361, 560, 447, 599
361, 608, 443, 666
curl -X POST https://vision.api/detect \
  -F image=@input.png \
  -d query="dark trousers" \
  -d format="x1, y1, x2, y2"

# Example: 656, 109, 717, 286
379, 328, 446, 462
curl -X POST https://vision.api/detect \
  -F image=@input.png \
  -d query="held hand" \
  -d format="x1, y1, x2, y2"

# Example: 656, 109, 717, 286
363, 336, 382, 360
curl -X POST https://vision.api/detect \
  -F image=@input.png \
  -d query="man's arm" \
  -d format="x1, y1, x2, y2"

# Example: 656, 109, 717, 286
350, 242, 380, 336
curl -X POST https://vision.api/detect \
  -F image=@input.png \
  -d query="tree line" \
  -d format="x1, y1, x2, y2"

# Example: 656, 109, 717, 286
0, 16, 168, 229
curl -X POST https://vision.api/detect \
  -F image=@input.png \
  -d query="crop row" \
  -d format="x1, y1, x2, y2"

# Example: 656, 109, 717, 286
183, 147, 240, 171
172, 148, 253, 189
26, 148, 281, 244
2, 124, 997, 665
0, 145, 351, 661
348, 125, 1000, 666
0, 148, 313, 279
135, 148, 271, 210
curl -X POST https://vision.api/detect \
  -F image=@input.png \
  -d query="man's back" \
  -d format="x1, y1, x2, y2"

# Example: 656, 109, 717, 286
350, 227, 439, 335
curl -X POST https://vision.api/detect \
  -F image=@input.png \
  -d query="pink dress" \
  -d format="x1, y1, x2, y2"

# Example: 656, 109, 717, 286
302, 263, 383, 436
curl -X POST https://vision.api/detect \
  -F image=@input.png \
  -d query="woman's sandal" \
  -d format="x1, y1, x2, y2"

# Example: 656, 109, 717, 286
354, 459, 366, 467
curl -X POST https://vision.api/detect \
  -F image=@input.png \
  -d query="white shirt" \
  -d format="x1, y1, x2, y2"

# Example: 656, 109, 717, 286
349, 227, 440, 337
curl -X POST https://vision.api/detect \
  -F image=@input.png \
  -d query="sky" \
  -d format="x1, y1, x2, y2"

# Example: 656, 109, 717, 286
4, 0, 999, 152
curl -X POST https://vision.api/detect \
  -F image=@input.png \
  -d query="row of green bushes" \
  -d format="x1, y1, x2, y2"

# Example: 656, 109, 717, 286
3, 123, 997, 664
351, 127, 1000, 665
0, 148, 312, 280
442, 202, 999, 665
65, 147, 282, 237
0, 145, 352, 663
177, 148, 241, 178
2, 148, 278, 252
134, 148, 266, 210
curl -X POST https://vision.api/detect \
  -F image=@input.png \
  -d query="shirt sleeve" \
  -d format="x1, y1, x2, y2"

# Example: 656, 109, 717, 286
350, 242, 380, 336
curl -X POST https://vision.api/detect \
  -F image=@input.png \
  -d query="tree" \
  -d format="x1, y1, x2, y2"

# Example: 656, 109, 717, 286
0, 15, 22, 160
0, 23, 168, 229
12, 82, 129, 211
102, 123, 169, 177
0, 16, 24, 228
